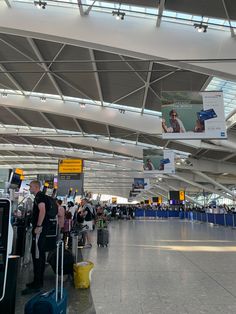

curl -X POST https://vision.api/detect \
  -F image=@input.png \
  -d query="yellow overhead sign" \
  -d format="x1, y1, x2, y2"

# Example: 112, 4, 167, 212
179, 190, 185, 201
112, 197, 117, 204
15, 168, 23, 175
58, 159, 83, 174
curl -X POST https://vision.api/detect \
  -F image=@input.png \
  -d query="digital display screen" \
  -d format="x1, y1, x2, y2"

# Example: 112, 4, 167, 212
169, 191, 180, 200
152, 197, 158, 202
9, 171, 22, 188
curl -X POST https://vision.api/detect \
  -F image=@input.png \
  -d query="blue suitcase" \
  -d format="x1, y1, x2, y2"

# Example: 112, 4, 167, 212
25, 241, 68, 314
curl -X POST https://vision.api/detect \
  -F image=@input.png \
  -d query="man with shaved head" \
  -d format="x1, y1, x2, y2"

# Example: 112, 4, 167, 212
22, 180, 49, 295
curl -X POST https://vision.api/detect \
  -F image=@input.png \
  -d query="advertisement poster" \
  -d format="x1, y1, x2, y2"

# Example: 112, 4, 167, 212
161, 91, 226, 139
143, 149, 175, 174
132, 178, 149, 190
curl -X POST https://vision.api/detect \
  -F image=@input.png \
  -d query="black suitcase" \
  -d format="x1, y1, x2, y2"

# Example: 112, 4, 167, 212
97, 229, 109, 247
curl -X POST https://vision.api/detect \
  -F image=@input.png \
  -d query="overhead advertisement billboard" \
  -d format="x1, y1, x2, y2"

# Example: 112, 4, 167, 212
132, 178, 149, 190
143, 149, 175, 174
161, 91, 226, 140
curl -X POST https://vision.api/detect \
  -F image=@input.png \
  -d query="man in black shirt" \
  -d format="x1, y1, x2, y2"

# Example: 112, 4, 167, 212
22, 180, 49, 295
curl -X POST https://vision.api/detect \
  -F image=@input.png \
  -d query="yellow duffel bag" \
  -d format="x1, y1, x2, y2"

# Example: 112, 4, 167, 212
73, 261, 94, 289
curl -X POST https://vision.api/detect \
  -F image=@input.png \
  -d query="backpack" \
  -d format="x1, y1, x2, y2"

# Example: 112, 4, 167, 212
45, 195, 58, 218
84, 204, 95, 221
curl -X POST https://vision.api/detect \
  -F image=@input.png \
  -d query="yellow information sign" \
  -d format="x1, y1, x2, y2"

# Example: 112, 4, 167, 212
112, 197, 117, 204
179, 190, 185, 201
15, 168, 23, 175
158, 196, 162, 204
58, 159, 83, 174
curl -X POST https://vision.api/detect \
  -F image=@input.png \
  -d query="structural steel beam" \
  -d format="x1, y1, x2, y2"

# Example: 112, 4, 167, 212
1, 8, 235, 79
193, 171, 235, 198
171, 173, 234, 200
156, 0, 166, 27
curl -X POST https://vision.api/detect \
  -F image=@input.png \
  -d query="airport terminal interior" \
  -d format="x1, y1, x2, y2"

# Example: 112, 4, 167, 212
1, 0, 236, 313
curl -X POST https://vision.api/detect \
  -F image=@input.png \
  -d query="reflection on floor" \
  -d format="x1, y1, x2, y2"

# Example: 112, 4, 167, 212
15, 219, 236, 313
83, 219, 236, 314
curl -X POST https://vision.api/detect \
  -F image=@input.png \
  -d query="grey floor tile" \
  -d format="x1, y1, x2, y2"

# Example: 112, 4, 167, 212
14, 219, 236, 313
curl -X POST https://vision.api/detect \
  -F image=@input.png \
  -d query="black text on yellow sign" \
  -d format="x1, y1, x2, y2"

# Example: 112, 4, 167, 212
58, 159, 83, 174
179, 190, 185, 201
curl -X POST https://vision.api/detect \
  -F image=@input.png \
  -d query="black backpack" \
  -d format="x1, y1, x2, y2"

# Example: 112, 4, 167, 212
84, 205, 95, 221
45, 195, 58, 218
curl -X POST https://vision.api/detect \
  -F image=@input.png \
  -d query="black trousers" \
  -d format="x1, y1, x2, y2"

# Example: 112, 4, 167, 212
31, 232, 46, 286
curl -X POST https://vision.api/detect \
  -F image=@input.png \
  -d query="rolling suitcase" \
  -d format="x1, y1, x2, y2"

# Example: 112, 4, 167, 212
97, 228, 109, 247
24, 240, 68, 314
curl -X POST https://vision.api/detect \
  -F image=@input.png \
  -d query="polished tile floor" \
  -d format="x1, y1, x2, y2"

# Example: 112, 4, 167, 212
15, 219, 236, 313
83, 219, 236, 314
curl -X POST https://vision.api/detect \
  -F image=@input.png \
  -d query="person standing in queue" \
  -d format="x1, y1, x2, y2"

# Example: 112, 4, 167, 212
22, 180, 49, 295
81, 198, 95, 248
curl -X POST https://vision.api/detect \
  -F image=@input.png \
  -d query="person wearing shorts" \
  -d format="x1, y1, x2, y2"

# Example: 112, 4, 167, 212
81, 198, 95, 248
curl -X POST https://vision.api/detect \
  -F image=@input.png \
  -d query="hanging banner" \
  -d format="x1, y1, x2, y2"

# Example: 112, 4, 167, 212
161, 91, 226, 139
143, 149, 175, 174
132, 178, 149, 190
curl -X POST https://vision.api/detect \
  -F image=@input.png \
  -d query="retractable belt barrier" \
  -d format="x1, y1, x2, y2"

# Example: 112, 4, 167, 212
134, 209, 236, 228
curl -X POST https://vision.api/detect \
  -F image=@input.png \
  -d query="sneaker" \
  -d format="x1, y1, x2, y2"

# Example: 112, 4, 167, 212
83, 244, 92, 248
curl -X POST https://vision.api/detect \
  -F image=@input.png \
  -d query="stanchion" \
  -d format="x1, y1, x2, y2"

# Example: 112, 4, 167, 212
200, 213, 203, 224
232, 214, 236, 229
213, 214, 219, 227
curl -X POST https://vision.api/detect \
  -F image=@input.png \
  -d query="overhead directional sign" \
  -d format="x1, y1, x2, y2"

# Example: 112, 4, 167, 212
58, 159, 83, 174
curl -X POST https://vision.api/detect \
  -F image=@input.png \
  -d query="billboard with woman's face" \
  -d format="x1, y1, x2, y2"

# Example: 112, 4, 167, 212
161, 91, 227, 140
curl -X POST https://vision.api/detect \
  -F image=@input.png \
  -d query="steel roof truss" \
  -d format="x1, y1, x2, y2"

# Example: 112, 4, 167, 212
27, 38, 65, 101
0, 64, 25, 95
89, 49, 104, 106
141, 62, 153, 114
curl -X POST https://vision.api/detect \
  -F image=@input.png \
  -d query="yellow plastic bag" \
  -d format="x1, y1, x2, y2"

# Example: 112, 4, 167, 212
73, 261, 94, 289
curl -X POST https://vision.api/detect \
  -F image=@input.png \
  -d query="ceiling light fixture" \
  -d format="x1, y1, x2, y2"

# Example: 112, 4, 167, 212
194, 23, 208, 33
112, 2, 125, 20
34, 0, 47, 9
112, 10, 125, 20
40, 96, 46, 102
